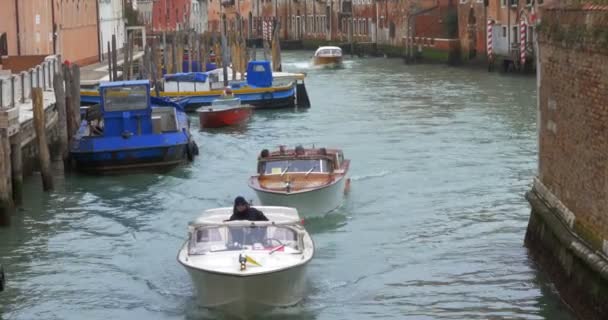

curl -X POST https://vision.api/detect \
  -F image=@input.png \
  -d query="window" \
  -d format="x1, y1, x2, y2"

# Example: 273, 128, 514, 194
502, 26, 507, 38
528, 26, 534, 44
501, 0, 506, 7
103, 85, 149, 112
512, 26, 518, 43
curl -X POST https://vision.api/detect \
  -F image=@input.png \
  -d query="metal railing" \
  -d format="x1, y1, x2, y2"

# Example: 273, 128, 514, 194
0, 56, 60, 108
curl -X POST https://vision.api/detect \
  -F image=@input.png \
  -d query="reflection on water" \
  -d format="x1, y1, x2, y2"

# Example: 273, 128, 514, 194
0, 51, 574, 320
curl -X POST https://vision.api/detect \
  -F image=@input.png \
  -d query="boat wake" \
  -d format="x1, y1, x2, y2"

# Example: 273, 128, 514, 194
350, 170, 390, 182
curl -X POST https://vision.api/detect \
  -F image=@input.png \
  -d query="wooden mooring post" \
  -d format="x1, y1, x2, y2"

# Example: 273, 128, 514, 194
69, 64, 81, 144
111, 35, 118, 81
0, 128, 13, 213
53, 72, 68, 162
9, 132, 22, 205
32, 88, 53, 191
107, 41, 113, 81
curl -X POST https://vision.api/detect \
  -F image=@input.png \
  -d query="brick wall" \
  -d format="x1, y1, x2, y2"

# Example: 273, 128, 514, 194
538, 6, 608, 252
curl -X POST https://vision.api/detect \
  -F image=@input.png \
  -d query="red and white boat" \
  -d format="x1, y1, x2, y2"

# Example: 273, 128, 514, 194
197, 97, 253, 128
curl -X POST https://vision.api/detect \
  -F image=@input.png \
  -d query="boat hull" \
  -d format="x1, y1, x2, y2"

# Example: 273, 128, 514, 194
197, 106, 252, 128
71, 144, 189, 173
81, 85, 297, 112
313, 56, 343, 67
252, 177, 346, 217
183, 263, 309, 319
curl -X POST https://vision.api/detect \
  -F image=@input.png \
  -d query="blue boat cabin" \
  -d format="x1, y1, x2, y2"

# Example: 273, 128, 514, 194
97, 80, 180, 137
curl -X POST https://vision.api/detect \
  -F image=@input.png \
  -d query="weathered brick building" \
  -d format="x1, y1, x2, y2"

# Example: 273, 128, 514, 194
458, 0, 540, 68
152, 0, 207, 33
525, 2, 608, 319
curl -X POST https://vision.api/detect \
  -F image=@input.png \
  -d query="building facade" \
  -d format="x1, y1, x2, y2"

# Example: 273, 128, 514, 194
151, 0, 207, 33
99, 0, 126, 58
0, 0, 99, 65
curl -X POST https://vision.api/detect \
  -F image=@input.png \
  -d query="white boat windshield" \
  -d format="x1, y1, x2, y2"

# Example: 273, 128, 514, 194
211, 97, 241, 109
261, 159, 330, 174
189, 225, 300, 255
317, 48, 341, 56
103, 85, 149, 112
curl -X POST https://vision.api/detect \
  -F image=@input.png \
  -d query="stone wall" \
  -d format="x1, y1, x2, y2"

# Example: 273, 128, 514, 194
526, 3, 608, 319
537, 5, 608, 252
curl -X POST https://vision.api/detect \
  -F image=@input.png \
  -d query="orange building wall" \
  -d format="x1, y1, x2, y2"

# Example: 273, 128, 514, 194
54, 0, 100, 65
17, 0, 55, 55
0, 0, 19, 56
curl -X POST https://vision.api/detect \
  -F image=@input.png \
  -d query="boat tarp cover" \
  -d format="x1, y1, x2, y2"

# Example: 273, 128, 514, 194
164, 72, 208, 83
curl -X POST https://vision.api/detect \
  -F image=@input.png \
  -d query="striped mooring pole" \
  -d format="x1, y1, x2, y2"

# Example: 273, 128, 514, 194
520, 19, 527, 66
487, 19, 493, 59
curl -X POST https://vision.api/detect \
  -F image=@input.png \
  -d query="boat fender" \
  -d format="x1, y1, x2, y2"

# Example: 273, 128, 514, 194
0, 264, 5, 292
186, 140, 199, 161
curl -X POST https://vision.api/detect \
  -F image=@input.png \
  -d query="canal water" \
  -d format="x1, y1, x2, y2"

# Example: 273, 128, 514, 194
0, 51, 575, 320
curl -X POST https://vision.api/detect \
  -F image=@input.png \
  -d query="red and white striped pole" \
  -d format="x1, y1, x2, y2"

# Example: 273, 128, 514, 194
520, 19, 527, 66
487, 19, 493, 59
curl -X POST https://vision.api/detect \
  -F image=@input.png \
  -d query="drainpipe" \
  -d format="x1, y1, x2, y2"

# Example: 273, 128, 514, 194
14, 0, 21, 55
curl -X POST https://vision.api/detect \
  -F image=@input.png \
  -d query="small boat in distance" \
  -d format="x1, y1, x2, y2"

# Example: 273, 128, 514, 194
197, 92, 253, 129
248, 146, 350, 217
313, 46, 343, 67
70, 80, 198, 173
177, 206, 314, 319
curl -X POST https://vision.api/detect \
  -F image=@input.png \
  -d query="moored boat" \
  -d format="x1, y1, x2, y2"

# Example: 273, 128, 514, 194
81, 61, 310, 111
197, 94, 253, 128
313, 46, 343, 67
70, 80, 198, 173
248, 146, 350, 217
177, 206, 314, 319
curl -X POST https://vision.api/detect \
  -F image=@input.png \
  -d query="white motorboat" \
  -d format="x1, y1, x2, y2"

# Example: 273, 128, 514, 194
313, 46, 343, 67
177, 206, 314, 319
248, 146, 351, 217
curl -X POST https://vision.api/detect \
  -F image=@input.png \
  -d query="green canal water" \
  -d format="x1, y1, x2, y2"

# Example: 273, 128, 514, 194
0, 51, 575, 319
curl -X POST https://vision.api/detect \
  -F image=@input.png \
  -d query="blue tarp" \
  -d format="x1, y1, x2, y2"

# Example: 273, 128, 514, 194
164, 72, 208, 83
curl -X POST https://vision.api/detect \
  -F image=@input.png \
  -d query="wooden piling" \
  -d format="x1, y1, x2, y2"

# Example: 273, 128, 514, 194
162, 32, 168, 74
201, 34, 208, 72
68, 65, 81, 144
111, 35, 119, 80
177, 34, 184, 73
107, 41, 113, 81
0, 128, 13, 212
189, 32, 195, 72
32, 88, 53, 191
63, 63, 73, 141
171, 39, 177, 74
10, 132, 22, 205
53, 72, 68, 161
151, 40, 160, 97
